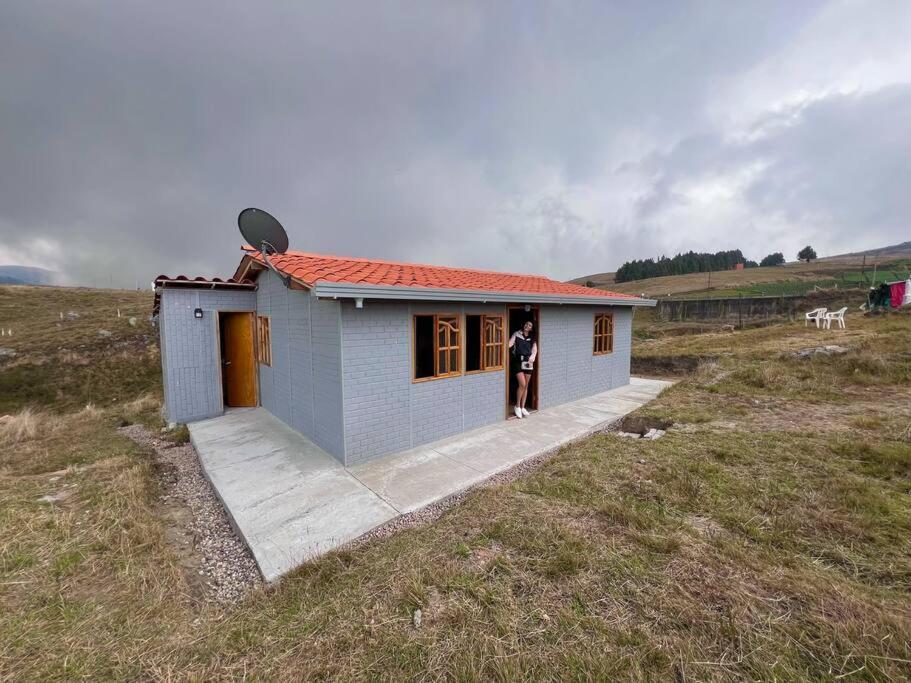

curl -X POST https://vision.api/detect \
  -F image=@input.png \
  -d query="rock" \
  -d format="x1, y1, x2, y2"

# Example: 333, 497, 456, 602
66, 311, 79, 320
128, 317, 138, 327
0, 347, 15, 358
792, 345, 849, 359
644, 428, 658, 439
617, 431, 641, 439
98, 329, 112, 337
37, 490, 72, 504
413, 609, 422, 628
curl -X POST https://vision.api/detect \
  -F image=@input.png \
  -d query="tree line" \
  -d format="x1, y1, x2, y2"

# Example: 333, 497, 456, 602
613, 247, 813, 283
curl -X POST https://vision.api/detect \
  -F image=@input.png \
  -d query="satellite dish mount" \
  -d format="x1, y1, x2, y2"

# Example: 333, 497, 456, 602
237, 208, 291, 288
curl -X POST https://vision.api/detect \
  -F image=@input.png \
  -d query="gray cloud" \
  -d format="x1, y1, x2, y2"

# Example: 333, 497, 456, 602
0, 1, 907, 287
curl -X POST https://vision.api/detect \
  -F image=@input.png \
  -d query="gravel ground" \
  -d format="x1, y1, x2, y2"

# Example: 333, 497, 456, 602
120, 424, 262, 604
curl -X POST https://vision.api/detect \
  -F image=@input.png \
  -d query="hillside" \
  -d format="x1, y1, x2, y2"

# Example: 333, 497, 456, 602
0, 265, 59, 286
0, 285, 159, 412
572, 241, 911, 298
1, 285, 910, 679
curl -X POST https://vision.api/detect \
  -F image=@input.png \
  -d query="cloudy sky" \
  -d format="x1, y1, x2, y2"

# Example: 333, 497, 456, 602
1, 1, 909, 287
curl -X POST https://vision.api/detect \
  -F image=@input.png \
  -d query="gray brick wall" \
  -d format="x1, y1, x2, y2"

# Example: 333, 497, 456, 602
310, 297, 345, 460
254, 270, 344, 462
340, 301, 508, 464
288, 284, 314, 440
339, 302, 412, 463
538, 305, 632, 409
256, 271, 293, 425
158, 287, 256, 423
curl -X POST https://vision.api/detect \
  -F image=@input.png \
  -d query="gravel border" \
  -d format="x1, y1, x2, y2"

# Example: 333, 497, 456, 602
120, 425, 262, 604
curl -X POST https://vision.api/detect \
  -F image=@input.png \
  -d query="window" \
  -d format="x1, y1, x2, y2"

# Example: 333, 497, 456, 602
256, 316, 272, 365
593, 313, 613, 355
413, 314, 461, 380
466, 314, 505, 372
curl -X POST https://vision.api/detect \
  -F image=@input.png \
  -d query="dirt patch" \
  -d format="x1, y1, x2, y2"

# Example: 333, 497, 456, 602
688, 388, 911, 436
685, 514, 726, 539
466, 543, 509, 571
120, 424, 262, 604
631, 355, 709, 377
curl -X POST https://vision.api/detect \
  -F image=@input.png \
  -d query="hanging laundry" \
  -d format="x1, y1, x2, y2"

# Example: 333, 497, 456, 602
875, 283, 891, 308
889, 281, 904, 307
904, 279, 911, 307
890, 281, 907, 308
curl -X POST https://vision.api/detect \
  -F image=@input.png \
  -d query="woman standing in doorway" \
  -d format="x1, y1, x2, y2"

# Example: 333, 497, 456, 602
509, 321, 537, 419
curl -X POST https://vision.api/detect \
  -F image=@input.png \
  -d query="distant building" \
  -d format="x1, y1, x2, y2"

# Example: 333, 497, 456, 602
733, 263, 744, 270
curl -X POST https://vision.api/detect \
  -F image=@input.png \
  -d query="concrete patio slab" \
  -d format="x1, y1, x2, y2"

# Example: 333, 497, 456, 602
189, 377, 671, 582
347, 446, 488, 514
350, 378, 672, 508
189, 409, 397, 582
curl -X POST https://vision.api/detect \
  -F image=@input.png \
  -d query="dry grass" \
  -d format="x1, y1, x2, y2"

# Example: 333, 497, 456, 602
0, 408, 61, 445
0, 285, 160, 413
1, 286, 910, 680
122, 393, 161, 417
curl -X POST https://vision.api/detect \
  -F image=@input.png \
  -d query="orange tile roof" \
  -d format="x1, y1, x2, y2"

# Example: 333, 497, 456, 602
239, 247, 638, 300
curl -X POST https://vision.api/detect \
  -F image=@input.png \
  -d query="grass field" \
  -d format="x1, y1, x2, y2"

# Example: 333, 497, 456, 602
1, 285, 910, 680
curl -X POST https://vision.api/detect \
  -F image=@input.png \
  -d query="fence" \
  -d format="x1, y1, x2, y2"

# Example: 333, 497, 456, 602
656, 294, 808, 324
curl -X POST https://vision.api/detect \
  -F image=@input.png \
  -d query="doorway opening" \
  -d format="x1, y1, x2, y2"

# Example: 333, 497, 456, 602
218, 312, 257, 408
506, 305, 539, 418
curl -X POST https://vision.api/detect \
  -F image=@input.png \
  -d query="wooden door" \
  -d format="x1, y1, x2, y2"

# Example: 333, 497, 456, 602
221, 313, 257, 407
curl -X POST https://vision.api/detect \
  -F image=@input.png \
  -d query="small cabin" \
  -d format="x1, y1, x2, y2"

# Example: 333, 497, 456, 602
153, 249, 655, 465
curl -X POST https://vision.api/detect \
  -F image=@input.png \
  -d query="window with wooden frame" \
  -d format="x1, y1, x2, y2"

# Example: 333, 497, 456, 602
413, 314, 461, 380
593, 313, 613, 355
465, 314, 505, 372
256, 316, 272, 366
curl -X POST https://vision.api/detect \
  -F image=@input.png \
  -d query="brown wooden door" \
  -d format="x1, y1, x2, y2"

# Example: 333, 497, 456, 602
222, 313, 257, 407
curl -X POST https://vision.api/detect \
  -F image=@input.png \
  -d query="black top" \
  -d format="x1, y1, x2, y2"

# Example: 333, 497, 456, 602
512, 331, 535, 360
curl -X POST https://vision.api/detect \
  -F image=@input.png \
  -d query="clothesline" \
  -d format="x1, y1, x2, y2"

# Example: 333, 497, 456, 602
866, 277, 911, 309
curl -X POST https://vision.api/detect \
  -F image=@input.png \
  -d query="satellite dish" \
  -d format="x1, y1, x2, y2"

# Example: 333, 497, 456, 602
238, 207, 289, 255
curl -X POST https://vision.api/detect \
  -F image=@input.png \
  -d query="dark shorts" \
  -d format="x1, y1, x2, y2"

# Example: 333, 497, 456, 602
511, 359, 533, 376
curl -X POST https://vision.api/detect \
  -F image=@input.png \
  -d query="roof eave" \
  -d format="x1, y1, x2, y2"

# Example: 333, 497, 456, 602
154, 279, 257, 291
234, 253, 313, 291
311, 281, 657, 306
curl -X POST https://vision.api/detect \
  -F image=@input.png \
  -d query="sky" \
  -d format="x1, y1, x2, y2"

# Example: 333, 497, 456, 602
1, 1, 909, 288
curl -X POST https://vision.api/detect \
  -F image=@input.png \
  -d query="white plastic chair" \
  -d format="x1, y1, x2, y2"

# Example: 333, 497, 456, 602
824, 307, 847, 329
805, 307, 827, 328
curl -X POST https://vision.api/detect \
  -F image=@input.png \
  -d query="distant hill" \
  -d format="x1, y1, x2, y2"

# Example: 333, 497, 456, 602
819, 241, 911, 262
569, 241, 911, 298
0, 265, 59, 285
571, 241, 911, 287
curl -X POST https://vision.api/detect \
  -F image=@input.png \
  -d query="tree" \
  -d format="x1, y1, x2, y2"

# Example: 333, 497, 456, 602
614, 248, 754, 283
759, 252, 785, 267
797, 246, 817, 263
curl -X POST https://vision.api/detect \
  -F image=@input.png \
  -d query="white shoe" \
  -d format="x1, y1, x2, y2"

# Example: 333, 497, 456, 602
514, 406, 523, 419
521, 408, 530, 417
